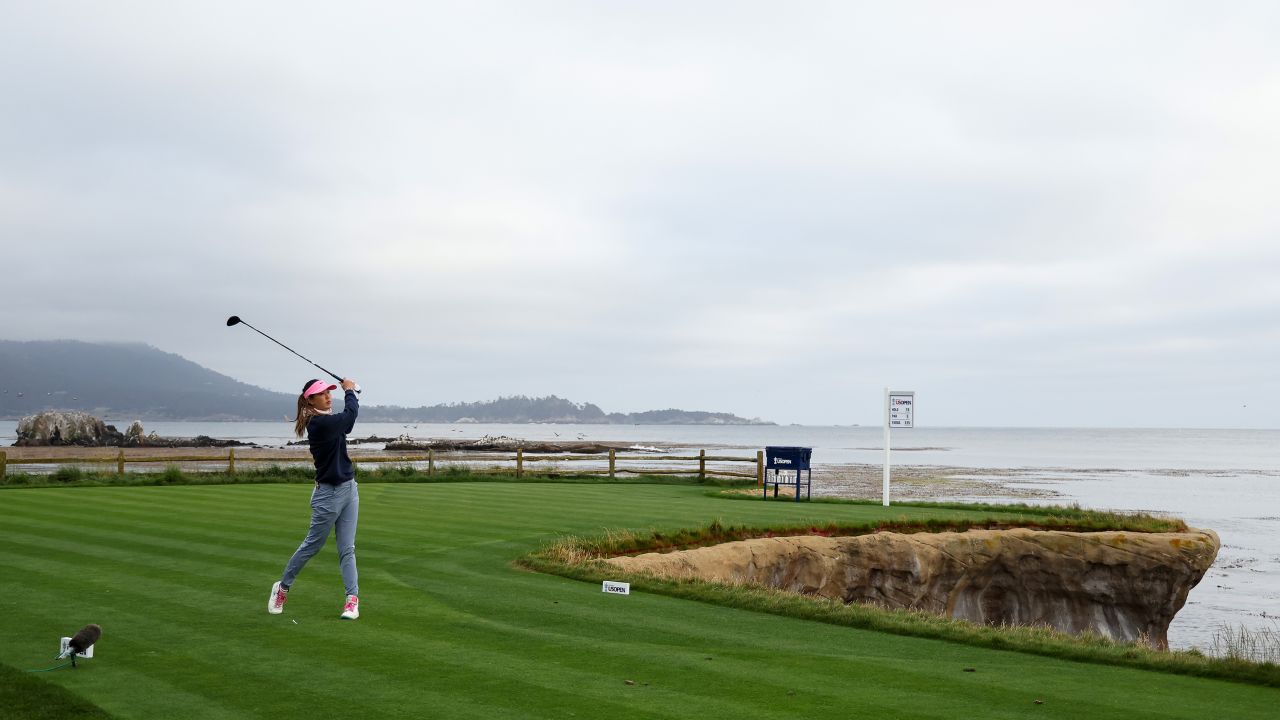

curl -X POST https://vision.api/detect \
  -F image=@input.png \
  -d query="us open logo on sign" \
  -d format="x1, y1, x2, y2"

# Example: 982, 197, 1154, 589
602, 581, 631, 595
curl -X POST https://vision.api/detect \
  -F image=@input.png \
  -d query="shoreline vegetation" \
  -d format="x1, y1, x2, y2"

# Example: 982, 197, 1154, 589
0, 463, 753, 489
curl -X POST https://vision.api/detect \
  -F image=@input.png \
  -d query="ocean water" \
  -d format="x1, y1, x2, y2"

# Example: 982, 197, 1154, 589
5, 421, 1277, 653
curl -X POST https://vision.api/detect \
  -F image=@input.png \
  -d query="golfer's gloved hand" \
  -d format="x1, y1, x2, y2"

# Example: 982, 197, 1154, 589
341, 378, 358, 392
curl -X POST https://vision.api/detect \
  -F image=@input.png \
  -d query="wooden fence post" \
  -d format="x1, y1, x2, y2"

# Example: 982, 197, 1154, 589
516, 448, 524, 478
609, 449, 615, 479
0, 450, 6, 482
699, 449, 706, 481
228, 448, 236, 474
428, 449, 435, 475
117, 449, 125, 475
756, 449, 764, 487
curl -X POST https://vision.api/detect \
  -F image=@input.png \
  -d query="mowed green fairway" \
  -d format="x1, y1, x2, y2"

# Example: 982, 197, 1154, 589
2, 482, 1275, 719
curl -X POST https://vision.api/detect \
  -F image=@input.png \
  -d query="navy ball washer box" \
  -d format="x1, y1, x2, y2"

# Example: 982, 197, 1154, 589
764, 446, 812, 501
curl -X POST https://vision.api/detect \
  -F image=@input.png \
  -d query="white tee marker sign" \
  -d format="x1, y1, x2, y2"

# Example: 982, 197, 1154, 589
882, 389, 916, 507
889, 392, 914, 428
602, 581, 631, 595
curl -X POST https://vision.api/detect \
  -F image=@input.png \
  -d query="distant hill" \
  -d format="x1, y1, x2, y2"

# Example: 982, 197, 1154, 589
361, 396, 769, 425
0, 340, 772, 425
0, 340, 291, 420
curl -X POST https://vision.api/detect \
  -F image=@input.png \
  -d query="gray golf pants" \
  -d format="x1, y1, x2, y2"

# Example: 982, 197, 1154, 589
281, 480, 359, 597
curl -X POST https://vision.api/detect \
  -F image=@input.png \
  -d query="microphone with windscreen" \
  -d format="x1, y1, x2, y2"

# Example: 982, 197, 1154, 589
59, 624, 101, 667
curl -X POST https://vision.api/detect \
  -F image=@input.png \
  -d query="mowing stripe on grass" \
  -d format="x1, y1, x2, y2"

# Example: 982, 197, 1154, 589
0, 661, 116, 719
3, 483, 1277, 719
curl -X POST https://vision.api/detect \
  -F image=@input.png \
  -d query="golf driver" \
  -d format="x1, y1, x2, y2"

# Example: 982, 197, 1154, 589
226, 316, 361, 394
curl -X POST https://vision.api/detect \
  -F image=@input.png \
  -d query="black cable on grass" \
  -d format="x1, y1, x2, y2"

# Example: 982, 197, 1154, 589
25, 660, 74, 673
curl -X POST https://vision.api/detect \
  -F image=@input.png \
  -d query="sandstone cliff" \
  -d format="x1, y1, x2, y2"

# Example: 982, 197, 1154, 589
605, 528, 1219, 648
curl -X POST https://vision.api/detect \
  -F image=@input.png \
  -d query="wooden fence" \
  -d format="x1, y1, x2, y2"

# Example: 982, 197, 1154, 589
0, 448, 766, 485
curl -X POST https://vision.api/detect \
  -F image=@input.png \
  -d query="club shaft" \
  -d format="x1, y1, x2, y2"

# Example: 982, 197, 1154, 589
238, 321, 344, 384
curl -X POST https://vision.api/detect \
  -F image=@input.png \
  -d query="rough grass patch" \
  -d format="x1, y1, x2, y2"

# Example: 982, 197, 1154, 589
1212, 622, 1280, 664
49, 465, 85, 483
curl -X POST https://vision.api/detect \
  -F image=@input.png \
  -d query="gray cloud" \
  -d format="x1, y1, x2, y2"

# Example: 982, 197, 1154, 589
2, 2, 1278, 426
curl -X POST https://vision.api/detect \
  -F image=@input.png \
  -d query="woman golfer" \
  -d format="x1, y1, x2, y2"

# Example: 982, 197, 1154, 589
268, 377, 361, 620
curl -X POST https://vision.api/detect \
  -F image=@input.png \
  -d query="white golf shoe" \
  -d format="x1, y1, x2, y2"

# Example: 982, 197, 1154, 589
268, 581, 288, 615
341, 595, 359, 620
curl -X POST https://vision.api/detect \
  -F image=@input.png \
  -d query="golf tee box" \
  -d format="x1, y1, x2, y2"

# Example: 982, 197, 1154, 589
602, 581, 630, 596
59, 637, 93, 659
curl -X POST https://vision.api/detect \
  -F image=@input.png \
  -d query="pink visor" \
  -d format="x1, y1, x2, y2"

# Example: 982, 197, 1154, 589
303, 380, 338, 398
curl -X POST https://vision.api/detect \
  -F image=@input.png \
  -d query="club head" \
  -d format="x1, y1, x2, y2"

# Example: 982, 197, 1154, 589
226, 316, 242, 326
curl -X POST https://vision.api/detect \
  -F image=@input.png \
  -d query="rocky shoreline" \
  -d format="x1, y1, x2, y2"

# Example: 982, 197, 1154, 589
9, 413, 675, 455
12, 411, 254, 448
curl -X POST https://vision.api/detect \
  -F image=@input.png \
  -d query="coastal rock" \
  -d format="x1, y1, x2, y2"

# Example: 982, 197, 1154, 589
14, 411, 125, 446
11, 414, 254, 448
125, 421, 145, 445
605, 528, 1220, 649
382, 437, 653, 454
133, 434, 254, 448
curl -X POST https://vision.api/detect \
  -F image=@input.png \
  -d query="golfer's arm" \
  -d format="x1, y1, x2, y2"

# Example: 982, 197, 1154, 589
309, 393, 358, 436
340, 389, 359, 433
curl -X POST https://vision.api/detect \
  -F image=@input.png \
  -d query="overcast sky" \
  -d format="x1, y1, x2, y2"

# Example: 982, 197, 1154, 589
3, 2, 1278, 427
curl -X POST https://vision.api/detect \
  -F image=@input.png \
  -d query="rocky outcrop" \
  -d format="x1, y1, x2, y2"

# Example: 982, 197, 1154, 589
125, 421, 146, 445
382, 436, 652, 454
13, 413, 254, 447
605, 528, 1220, 649
136, 434, 253, 448
14, 411, 125, 446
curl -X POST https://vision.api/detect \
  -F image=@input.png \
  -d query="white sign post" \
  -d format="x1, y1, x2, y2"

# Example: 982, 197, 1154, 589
882, 389, 915, 506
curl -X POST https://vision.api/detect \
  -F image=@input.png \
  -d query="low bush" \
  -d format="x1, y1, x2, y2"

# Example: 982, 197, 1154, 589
48, 466, 85, 483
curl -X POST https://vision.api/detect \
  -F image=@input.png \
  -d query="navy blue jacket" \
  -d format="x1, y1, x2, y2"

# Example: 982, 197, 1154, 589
307, 390, 359, 485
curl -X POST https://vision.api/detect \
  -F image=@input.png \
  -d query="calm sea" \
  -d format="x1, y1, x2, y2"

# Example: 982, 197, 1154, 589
6, 421, 1278, 653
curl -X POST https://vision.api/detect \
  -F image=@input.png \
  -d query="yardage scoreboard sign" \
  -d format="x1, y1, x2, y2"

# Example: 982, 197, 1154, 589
888, 392, 915, 428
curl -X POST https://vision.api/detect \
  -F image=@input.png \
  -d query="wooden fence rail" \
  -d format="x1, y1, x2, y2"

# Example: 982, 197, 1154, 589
0, 448, 767, 485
